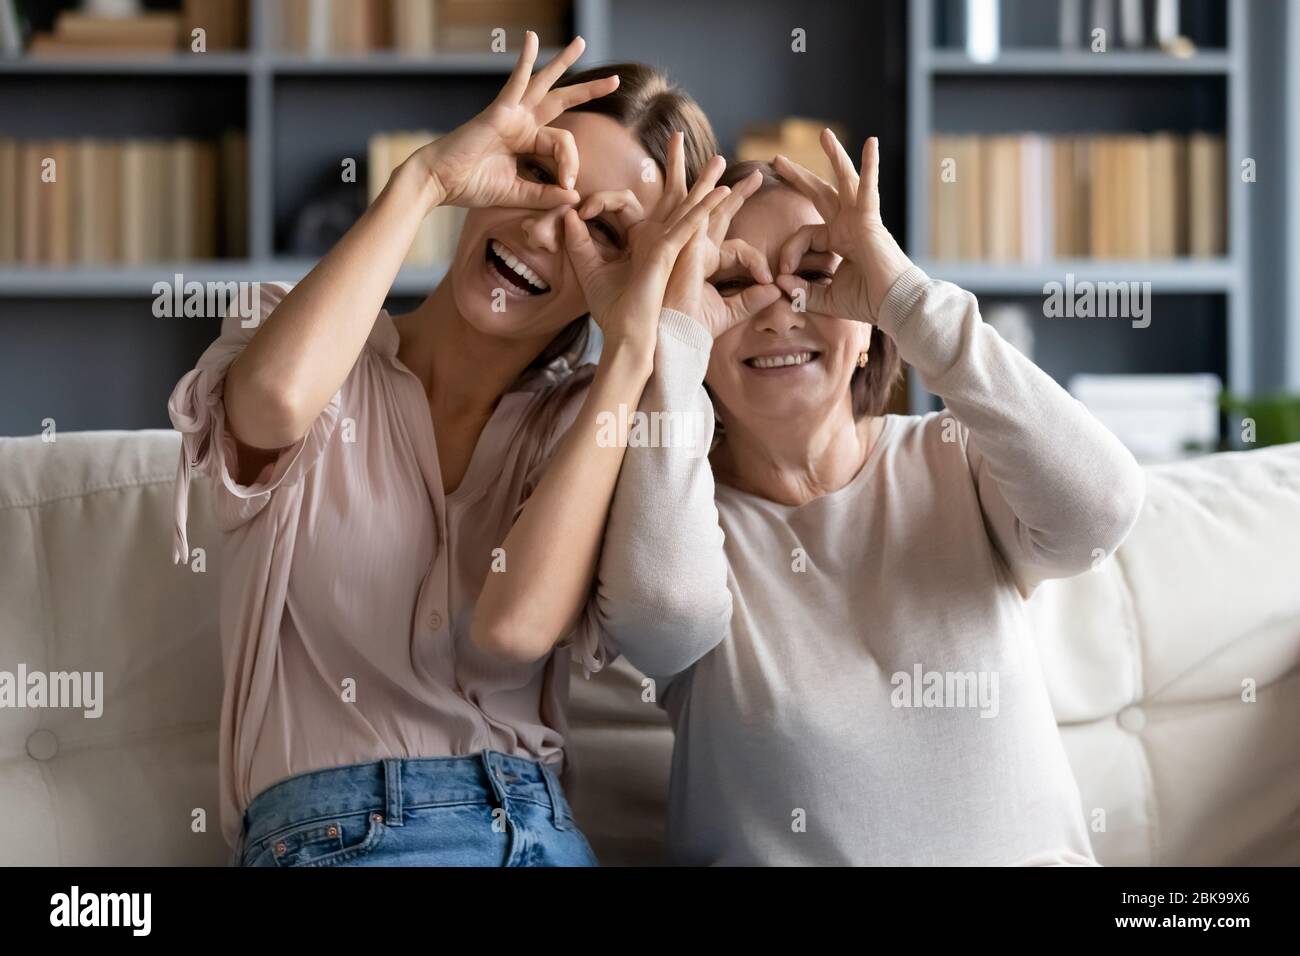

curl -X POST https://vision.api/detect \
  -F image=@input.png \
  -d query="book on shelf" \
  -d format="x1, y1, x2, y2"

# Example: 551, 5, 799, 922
368, 131, 464, 267
0, 135, 245, 267
928, 131, 1226, 262
0, 139, 14, 261
277, 0, 566, 55
30, 11, 181, 55
392, 0, 437, 54
43, 141, 73, 265
1187, 132, 1226, 257
735, 118, 847, 186
436, 0, 566, 52
17, 142, 41, 265
220, 130, 248, 258
26, 2, 246, 56
0, 0, 23, 58
74, 141, 121, 264
182, 0, 249, 52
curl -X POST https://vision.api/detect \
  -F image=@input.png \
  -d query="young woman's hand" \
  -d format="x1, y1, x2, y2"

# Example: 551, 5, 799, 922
564, 133, 731, 356
664, 168, 781, 338
772, 132, 914, 324
412, 33, 618, 211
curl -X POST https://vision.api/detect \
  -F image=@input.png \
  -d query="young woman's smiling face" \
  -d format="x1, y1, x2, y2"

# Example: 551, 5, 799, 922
449, 111, 664, 346
706, 187, 872, 430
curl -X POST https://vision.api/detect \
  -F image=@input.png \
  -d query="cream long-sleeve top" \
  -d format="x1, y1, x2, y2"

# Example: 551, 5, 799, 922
167, 281, 644, 847
586, 267, 1146, 866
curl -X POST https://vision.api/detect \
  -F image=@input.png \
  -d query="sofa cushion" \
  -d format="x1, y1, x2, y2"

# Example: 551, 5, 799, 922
0, 431, 226, 864
1031, 444, 1300, 864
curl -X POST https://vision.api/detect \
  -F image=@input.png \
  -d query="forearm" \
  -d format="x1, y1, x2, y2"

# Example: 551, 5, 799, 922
880, 267, 1145, 575
589, 310, 732, 677
472, 334, 654, 662
226, 160, 443, 450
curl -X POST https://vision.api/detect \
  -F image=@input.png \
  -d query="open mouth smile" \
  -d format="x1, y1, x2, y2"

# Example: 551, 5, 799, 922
485, 239, 550, 296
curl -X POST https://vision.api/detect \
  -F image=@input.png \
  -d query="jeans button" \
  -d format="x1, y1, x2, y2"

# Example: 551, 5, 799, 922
429, 611, 443, 630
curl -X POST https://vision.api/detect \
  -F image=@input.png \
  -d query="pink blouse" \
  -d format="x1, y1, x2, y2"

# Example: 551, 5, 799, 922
168, 282, 603, 846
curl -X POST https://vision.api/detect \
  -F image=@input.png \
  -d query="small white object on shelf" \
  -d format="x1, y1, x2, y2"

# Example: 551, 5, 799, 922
1069, 373, 1223, 463
1154, 0, 1179, 48
964, 0, 999, 63
1119, 0, 1144, 48
0, 0, 21, 57
79, 0, 142, 17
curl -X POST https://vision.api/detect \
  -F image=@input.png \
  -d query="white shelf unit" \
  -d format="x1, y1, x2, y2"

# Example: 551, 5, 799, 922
905, 0, 1250, 414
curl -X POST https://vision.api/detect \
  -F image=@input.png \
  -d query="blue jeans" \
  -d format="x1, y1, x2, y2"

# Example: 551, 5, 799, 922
236, 751, 598, 867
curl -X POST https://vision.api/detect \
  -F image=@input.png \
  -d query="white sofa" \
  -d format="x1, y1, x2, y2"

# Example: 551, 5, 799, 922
1, 430, 1297, 866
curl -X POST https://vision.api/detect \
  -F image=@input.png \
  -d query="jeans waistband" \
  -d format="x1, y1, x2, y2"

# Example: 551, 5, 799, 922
240, 751, 573, 850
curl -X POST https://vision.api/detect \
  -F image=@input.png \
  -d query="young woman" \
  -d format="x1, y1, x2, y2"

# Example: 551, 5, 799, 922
167, 33, 726, 866
495, 131, 1146, 865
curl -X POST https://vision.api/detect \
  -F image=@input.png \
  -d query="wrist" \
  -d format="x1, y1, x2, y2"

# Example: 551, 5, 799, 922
661, 293, 701, 322
395, 152, 446, 212
875, 264, 929, 332
599, 328, 656, 380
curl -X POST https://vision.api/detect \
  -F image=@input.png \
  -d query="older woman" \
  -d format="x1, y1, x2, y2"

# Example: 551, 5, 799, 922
565, 131, 1146, 865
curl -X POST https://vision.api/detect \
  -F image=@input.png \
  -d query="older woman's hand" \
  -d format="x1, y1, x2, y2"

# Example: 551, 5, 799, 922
413, 33, 617, 211
772, 132, 914, 324
664, 168, 781, 338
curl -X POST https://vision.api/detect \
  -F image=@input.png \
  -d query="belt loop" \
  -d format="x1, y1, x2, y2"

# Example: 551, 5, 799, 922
383, 759, 404, 827
479, 750, 508, 806
540, 761, 570, 831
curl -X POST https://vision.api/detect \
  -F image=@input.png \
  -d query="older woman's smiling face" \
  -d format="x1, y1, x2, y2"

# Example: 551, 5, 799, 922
706, 186, 872, 432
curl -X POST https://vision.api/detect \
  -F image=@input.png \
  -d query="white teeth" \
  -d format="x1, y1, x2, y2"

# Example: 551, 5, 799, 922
748, 351, 814, 369
490, 240, 549, 292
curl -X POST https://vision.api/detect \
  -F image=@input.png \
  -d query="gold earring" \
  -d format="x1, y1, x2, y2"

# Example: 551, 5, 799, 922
857, 351, 870, 368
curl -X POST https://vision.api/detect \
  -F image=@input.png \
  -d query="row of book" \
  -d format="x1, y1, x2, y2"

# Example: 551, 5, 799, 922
928, 133, 1226, 262
23, 2, 247, 56
0, 133, 247, 266
368, 132, 465, 267
278, 0, 567, 55
934, 0, 1221, 54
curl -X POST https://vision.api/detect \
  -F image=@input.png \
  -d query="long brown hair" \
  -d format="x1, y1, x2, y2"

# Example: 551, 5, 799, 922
718, 160, 903, 419
529, 63, 719, 374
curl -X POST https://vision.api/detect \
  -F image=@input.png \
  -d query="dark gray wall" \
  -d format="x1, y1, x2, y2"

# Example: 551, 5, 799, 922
0, 301, 221, 436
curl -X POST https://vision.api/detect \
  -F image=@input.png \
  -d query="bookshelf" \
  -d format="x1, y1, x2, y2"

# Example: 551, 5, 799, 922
0, 0, 592, 293
906, 0, 1252, 414
4, 0, 1290, 434
2, 0, 914, 436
